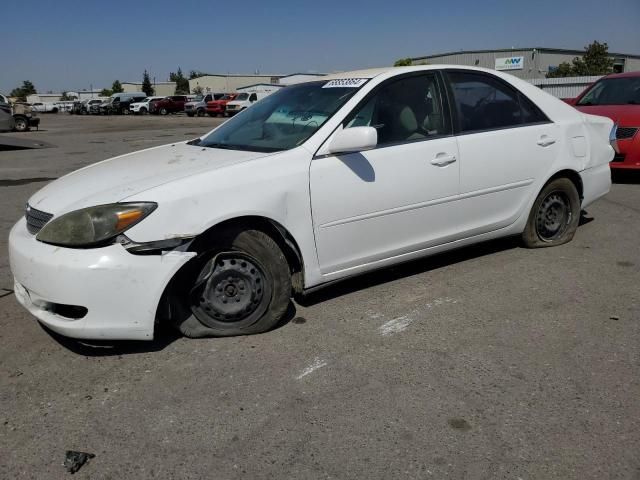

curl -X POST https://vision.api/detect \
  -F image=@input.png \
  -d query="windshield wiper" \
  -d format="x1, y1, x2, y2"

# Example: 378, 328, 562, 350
186, 138, 202, 146
201, 142, 236, 150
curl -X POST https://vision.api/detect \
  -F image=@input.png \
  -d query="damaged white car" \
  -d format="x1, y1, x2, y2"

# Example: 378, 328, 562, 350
9, 66, 614, 340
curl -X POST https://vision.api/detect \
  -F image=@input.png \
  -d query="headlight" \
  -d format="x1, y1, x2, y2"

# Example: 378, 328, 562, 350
609, 122, 619, 153
36, 202, 157, 247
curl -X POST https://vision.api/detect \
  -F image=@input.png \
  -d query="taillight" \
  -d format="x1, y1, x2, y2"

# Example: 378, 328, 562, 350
609, 123, 619, 153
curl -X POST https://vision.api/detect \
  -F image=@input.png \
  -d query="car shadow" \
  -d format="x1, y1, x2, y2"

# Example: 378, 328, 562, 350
40, 322, 181, 357
612, 170, 640, 184
297, 236, 521, 307
41, 302, 298, 355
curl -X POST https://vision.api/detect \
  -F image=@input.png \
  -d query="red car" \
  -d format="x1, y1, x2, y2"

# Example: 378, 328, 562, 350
566, 71, 640, 170
206, 93, 237, 117
150, 95, 189, 115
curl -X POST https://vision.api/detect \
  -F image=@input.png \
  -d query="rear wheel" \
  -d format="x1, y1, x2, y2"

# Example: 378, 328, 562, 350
172, 229, 292, 337
522, 177, 580, 248
13, 116, 29, 132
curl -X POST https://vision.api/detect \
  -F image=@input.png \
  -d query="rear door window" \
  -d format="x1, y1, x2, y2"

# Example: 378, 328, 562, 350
446, 71, 547, 133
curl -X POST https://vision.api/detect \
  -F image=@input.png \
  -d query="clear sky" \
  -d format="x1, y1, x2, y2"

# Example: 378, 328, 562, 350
3, 0, 639, 93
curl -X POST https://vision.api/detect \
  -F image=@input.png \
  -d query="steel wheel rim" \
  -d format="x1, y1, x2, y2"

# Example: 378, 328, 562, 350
535, 191, 571, 241
190, 252, 271, 329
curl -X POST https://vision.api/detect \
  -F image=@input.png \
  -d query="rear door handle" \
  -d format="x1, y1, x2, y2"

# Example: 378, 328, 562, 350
537, 135, 556, 147
431, 153, 457, 167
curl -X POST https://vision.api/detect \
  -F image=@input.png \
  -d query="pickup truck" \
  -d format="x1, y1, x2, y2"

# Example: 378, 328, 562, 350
184, 93, 224, 117
11, 103, 40, 132
205, 94, 238, 117
30, 102, 60, 113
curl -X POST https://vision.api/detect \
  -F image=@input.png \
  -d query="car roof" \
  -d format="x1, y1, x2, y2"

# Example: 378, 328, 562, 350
319, 65, 509, 81
601, 71, 640, 79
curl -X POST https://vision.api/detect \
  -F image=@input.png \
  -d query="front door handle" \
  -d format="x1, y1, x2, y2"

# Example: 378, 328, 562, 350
537, 135, 556, 147
431, 153, 457, 167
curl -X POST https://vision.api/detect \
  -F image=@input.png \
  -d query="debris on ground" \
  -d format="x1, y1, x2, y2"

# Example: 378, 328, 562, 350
64, 451, 95, 474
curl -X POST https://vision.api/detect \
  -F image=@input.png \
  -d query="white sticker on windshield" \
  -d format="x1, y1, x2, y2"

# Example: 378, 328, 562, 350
322, 78, 368, 88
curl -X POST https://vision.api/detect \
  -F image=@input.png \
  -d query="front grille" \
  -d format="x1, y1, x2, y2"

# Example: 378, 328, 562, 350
25, 205, 53, 235
616, 127, 638, 140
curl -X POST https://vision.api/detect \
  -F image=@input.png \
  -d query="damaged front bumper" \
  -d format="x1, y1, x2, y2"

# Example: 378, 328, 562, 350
8, 218, 195, 340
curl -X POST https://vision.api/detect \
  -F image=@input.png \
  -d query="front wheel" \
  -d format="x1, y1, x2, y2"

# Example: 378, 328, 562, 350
196, 108, 205, 117
159, 108, 168, 115
522, 177, 580, 248
172, 229, 292, 338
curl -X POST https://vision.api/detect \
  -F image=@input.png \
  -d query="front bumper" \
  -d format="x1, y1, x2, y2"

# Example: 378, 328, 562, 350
611, 135, 640, 170
8, 218, 195, 340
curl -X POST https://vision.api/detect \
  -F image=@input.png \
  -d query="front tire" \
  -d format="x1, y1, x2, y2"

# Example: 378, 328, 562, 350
172, 229, 291, 337
196, 108, 205, 117
522, 177, 580, 248
160, 108, 168, 115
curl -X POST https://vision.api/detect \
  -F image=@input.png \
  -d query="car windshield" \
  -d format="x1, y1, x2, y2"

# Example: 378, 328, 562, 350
236, 93, 250, 101
578, 77, 640, 106
197, 80, 365, 152
192, 95, 203, 102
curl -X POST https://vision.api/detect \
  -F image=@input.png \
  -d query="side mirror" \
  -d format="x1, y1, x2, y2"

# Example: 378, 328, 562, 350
327, 126, 377, 155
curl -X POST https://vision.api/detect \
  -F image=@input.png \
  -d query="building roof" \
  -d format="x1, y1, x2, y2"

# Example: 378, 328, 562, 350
411, 47, 640, 61
123, 81, 175, 85
237, 83, 284, 89
191, 73, 285, 79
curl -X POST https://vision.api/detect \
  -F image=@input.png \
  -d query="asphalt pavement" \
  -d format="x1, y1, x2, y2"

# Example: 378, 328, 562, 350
0, 114, 638, 479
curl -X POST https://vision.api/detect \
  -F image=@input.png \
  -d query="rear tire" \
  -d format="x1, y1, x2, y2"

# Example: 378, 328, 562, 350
13, 116, 29, 132
522, 177, 580, 248
172, 229, 291, 337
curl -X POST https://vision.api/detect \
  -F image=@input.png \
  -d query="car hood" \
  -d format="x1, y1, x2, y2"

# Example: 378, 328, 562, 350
573, 104, 640, 126
28, 143, 274, 214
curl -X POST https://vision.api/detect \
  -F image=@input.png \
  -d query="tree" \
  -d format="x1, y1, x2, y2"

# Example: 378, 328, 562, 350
100, 88, 113, 97
546, 41, 614, 78
111, 80, 124, 93
60, 91, 75, 101
141, 70, 154, 96
169, 67, 190, 94
189, 70, 206, 80
10, 80, 37, 100
192, 85, 204, 95
394, 58, 413, 67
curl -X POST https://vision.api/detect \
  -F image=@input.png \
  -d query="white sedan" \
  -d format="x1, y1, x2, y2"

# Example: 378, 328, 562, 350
9, 66, 614, 340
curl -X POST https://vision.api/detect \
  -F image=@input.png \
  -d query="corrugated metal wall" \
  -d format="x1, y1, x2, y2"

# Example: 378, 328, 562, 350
525, 76, 602, 98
